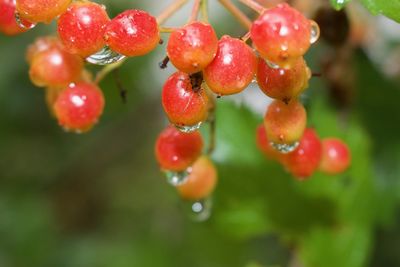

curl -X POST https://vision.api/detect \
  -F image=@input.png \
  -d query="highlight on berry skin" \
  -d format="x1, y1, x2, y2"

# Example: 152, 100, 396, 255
155, 126, 204, 172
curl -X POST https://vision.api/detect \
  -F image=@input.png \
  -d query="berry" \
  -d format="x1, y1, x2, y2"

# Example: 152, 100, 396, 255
257, 56, 311, 102
167, 21, 218, 74
104, 9, 160, 57
177, 156, 217, 200
264, 99, 307, 146
57, 1, 110, 58
162, 72, 209, 127
53, 82, 105, 133
282, 128, 322, 179
203, 35, 257, 95
16, 0, 71, 23
29, 40, 84, 87
155, 126, 203, 171
26, 36, 59, 63
255, 124, 282, 161
250, 3, 313, 68
0, 0, 32, 35
319, 138, 351, 175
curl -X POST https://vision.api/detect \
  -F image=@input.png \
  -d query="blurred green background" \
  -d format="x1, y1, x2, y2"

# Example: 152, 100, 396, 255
1, 0, 400, 266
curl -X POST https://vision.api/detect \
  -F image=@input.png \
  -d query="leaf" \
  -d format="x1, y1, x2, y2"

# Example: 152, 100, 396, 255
359, 0, 400, 22
330, 0, 351, 10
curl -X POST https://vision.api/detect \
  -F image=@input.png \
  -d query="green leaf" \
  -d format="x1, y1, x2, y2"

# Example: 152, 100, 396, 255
330, 0, 351, 10
360, 0, 400, 22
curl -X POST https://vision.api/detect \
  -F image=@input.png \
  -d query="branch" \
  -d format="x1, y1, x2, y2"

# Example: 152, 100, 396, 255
218, 0, 252, 29
238, 0, 265, 14
156, 0, 190, 25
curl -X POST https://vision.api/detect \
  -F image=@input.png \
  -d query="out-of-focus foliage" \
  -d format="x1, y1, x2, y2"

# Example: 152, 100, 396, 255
359, 0, 400, 22
0, 1, 400, 267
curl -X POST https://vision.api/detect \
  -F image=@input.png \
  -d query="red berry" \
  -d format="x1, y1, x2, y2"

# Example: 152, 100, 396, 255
255, 124, 283, 161
26, 36, 60, 63
104, 9, 160, 57
162, 72, 209, 128
53, 82, 105, 133
16, 0, 71, 23
0, 0, 32, 35
29, 40, 84, 87
250, 3, 313, 68
257, 56, 311, 102
58, 1, 110, 58
167, 21, 218, 74
319, 138, 351, 175
203, 35, 257, 95
264, 99, 307, 146
282, 128, 322, 179
155, 126, 203, 171
177, 156, 217, 200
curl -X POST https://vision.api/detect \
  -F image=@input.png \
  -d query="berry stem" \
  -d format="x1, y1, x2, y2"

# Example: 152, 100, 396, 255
205, 88, 217, 156
200, 0, 209, 23
113, 68, 127, 103
156, 0, 189, 25
188, 0, 201, 22
238, 0, 265, 14
218, 0, 252, 29
241, 31, 251, 42
94, 59, 126, 84
159, 26, 177, 33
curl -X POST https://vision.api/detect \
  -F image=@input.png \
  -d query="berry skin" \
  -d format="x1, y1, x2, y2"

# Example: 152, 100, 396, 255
264, 99, 307, 146
282, 128, 322, 180
104, 9, 160, 57
256, 124, 282, 161
319, 138, 351, 175
26, 36, 60, 63
155, 126, 203, 172
203, 35, 257, 95
177, 156, 217, 200
29, 41, 84, 87
57, 1, 110, 58
167, 21, 218, 74
0, 0, 32, 35
16, 0, 72, 23
162, 72, 209, 127
53, 82, 105, 133
257, 57, 311, 102
250, 3, 313, 68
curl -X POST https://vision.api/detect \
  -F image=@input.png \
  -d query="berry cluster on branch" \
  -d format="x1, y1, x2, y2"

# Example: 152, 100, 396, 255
0, 0, 351, 212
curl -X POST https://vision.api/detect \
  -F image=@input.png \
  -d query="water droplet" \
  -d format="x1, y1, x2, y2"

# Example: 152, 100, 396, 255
330, 0, 348, 10
265, 59, 280, 69
183, 197, 212, 222
174, 122, 202, 133
86, 46, 126, 65
14, 12, 36, 30
164, 167, 192, 186
270, 141, 299, 153
309, 20, 320, 44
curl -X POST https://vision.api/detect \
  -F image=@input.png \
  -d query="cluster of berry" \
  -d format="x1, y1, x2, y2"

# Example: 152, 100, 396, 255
0, 0, 352, 204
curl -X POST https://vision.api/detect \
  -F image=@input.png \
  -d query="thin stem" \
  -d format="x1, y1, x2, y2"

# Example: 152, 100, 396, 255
188, 0, 201, 22
241, 31, 251, 42
238, 0, 265, 14
159, 26, 177, 33
200, 0, 209, 23
156, 0, 189, 25
218, 0, 252, 29
113, 69, 127, 103
94, 59, 126, 84
205, 87, 217, 156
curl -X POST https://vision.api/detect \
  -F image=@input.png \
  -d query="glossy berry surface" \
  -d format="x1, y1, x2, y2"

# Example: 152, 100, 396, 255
264, 99, 307, 145
256, 124, 282, 161
283, 128, 322, 179
250, 3, 312, 68
0, 0, 32, 35
29, 42, 84, 87
167, 21, 218, 74
16, 0, 71, 23
104, 9, 159, 57
26, 36, 59, 63
58, 1, 110, 58
162, 72, 209, 127
177, 156, 217, 200
257, 57, 310, 102
53, 82, 105, 133
155, 126, 203, 171
203, 35, 257, 95
319, 138, 351, 175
